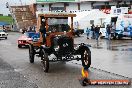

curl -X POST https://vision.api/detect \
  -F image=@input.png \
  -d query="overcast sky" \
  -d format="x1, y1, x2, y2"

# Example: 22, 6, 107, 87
0, 0, 35, 15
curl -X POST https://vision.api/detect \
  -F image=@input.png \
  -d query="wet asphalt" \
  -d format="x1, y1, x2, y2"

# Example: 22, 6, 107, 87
74, 35, 132, 78
0, 32, 132, 88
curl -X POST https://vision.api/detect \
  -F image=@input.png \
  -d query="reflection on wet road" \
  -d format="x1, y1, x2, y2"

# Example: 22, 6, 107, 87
101, 39, 132, 51
74, 35, 132, 78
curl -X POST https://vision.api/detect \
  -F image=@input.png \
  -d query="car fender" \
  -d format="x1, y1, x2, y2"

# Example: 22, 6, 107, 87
75, 43, 91, 55
40, 45, 52, 55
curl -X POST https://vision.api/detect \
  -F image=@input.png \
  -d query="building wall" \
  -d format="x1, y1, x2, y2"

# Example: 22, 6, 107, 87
93, 2, 105, 6
37, 3, 79, 12
80, 2, 92, 10
51, 3, 64, 7
36, 2, 92, 12
44, 4, 49, 11
66, 3, 78, 11
36, 1, 132, 12
105, 1, 130, 5
36, 4, 49, 11
29, 4, 37, 15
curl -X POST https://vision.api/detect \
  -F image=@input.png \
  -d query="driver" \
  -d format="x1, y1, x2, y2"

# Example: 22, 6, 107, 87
39, 23, 46, 44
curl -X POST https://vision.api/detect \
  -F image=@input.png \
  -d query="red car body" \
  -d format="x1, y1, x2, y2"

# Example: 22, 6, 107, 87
17, 32, 36, 48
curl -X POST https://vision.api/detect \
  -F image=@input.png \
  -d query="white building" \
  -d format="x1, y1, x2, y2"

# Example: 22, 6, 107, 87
33, 0, 132, 29
34, 0, 131, 14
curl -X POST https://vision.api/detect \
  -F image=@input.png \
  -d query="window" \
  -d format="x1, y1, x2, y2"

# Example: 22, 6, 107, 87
48, 17, 70, 32
90, 20, 94, 25
117, 8, 121, 14
51, 7, 65, 11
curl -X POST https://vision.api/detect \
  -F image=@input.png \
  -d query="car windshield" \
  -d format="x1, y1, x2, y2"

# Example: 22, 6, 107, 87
25, 32, 40, 38
25, 32, 36, 38
47, 17, 70, 32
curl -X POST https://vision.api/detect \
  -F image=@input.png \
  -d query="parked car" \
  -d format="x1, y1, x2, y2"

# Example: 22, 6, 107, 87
100, 14, 132, 39
73, 29, 84, 37
114, 29, 132, 39
17, 32, 40, 48
0, 29, 8, 39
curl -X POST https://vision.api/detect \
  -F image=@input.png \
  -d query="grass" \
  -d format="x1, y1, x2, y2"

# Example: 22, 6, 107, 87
0, 16, 13, 24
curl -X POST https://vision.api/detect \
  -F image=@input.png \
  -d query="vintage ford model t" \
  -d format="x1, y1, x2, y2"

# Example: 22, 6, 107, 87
28, 12, 91, 72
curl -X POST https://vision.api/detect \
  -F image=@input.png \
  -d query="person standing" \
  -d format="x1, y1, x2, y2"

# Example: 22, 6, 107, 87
106, 24, 111, 40
22, 27, 27, 34
94, 25, 100, 43
86, 27, 90, 39
90, 24, 95, 39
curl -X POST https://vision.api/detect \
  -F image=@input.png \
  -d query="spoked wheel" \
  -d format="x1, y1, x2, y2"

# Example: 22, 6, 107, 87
41, 49, 49, 72
29, 44, 35, 63
81, 48, 91, 69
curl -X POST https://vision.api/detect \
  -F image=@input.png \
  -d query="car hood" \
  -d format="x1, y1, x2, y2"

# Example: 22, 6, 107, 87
0, 32, 7, 34
18, 35, 32, 41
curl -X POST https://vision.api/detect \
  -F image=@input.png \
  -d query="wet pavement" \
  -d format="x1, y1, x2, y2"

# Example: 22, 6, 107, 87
74, 34, 132, 78
0, 32, 132, 88
0, 57, 38, 88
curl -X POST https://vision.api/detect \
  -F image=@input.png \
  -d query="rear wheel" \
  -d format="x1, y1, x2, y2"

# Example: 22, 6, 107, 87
41, 49, 49, 72
81, 48, 91, 70
18, 45, 22, 48
5, 37, 7, 39
29, 44, 35, 63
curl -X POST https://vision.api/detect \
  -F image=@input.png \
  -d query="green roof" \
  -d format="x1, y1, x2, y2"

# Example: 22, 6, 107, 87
0, 16, 13, 24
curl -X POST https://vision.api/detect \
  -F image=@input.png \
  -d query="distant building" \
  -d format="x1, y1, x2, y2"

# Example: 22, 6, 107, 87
4, 0, 131, 31
29, 0, 132, 15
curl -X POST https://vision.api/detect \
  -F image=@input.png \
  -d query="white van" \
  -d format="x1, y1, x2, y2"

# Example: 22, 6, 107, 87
100, 14, 132, 39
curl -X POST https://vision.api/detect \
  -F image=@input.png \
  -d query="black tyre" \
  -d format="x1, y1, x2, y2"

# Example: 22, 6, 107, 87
80, 78, 90, 86
29, 44, 35, 63
41, 49, 49, 72
5, 37, 7, 39
18, 45, 21, 48
81, 48, 91, 69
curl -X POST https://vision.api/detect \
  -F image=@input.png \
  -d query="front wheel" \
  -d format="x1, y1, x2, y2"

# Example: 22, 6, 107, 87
81, 48, 91, 70
41, 49, 49, 72
18, 45, 22, 48
29, 44, 35, 63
